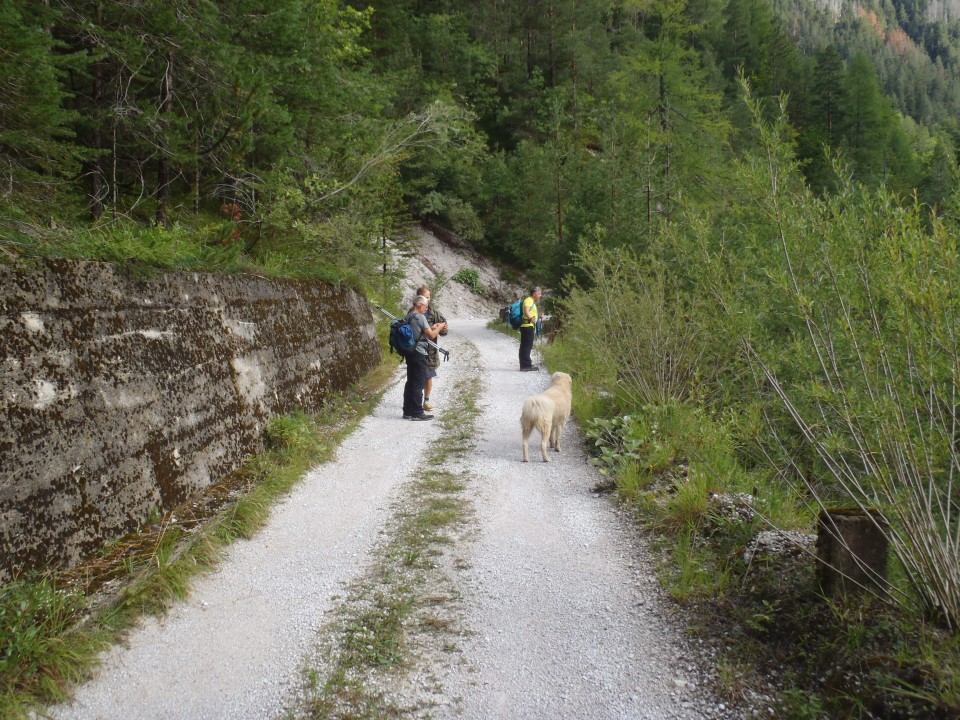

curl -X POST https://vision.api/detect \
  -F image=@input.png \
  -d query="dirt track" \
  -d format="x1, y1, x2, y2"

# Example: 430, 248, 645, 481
53, 230, 735, 719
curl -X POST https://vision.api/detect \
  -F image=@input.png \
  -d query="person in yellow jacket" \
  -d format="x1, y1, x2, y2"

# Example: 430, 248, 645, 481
519, 286, 542, 371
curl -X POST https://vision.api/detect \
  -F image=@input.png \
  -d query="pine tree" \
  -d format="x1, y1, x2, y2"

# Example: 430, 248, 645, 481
0, 1, 82, 209
796, 44, 847, 192
921, 138, 960, 213
842, 52, 891, 186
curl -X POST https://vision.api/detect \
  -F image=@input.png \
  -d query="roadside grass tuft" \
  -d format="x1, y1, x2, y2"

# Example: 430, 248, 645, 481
666, 531, 728, 602
0, 579, 108, 717
0, 361, 397, 720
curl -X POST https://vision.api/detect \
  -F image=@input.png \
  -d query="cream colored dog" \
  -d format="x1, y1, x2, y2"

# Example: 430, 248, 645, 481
521, 371, 572, 462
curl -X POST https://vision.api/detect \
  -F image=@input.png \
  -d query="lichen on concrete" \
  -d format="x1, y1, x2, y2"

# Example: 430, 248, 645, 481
0, 258, 380, 578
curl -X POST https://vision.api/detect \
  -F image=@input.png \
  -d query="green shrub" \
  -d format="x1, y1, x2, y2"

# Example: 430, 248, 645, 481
452, 267, 484, 295
0, 578, 103, 714
566, 243, 723, 405
695, 93, 960, 629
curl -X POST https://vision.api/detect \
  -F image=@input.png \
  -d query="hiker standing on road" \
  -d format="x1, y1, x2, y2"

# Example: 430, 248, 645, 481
519, 286, 542, 372
403, 295, 447, 421
416, 285, 447, 411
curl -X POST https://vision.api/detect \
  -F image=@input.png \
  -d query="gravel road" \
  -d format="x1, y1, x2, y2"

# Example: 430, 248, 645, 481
53, 231, 741, 720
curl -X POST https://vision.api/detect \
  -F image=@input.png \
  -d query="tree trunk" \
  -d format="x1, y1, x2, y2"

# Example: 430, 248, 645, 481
89, 56, 104, 221
156, 53, 173, 227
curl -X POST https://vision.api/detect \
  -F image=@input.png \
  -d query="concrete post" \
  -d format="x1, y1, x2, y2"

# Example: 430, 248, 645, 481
816, 508, 889, 597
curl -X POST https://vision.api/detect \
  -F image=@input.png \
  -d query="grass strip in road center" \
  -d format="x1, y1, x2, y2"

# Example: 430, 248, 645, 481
293, 352, 483, 720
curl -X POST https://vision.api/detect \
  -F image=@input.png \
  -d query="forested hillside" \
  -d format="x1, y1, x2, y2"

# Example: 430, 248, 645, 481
3, 0, 960, 283
3, 1, 960, 716
775, 0, 960, 123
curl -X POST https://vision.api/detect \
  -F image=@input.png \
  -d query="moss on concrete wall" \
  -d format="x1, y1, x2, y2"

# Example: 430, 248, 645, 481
0, 259, 381, 578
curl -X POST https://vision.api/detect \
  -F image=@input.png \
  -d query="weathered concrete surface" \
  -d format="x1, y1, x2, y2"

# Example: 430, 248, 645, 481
0, 258, 380, 579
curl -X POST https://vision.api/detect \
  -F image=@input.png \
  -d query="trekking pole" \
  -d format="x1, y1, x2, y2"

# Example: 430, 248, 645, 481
375, 306, 450, 361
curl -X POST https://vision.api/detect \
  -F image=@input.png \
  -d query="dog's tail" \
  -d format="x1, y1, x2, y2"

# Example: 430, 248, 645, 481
521, 395, 555, 435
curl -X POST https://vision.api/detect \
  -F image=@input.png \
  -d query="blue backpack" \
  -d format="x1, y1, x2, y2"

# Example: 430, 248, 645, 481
388, 317, 420, 355
506, 300, 523, 329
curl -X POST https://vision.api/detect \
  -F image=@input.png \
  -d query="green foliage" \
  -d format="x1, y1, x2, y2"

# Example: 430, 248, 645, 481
558, 241, 719, 406
554, 75, 960, 712
0, 1, 84, 211
779, 688, 825, 720
451, 267, 484, 295
581, 404, 706, 478
264, 410, 317, 454
583, 415, 649, 475
662, 468, 714, 533
691, 88, 960, 629
667, 530, 730, 601
0, 578, 105, 717
30, 220, 252, 274
4, 0, 957, 291
579, 400, 766, 533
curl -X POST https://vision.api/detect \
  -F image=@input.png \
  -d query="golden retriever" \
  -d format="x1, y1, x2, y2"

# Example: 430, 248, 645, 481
521, 371, 572, 462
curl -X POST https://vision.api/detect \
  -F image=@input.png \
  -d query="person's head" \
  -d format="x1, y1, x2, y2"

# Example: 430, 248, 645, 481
531, 286, 543, 300
416, 286, 431, 302
413, 295, 429, 311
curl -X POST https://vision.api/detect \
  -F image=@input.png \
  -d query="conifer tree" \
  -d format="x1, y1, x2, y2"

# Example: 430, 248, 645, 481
843, 52, 897, 186
921, 138, 960, 212
0, 1, 82, 209
796, 44, 847, 192
608, 0, 730, 237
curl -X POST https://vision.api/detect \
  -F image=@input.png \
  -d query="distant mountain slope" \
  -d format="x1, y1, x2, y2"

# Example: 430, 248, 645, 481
775, 0, 960, 125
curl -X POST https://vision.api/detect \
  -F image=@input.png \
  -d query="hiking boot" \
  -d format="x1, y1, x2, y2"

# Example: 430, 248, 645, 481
520, 365, 539, 372
422, 400, 433, 411
402, 414, 414, 419
410, 414, 434, 421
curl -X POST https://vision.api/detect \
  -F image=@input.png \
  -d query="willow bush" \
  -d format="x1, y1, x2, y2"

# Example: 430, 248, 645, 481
695, 92, 960, 628
558, 241, 716, 407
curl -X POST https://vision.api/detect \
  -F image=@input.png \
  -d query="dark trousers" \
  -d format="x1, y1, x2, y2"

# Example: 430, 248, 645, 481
403, 350, 427, 416
519, 326, 535, 368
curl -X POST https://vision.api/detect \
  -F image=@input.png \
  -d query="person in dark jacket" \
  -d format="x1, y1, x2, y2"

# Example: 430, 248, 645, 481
403, 295, 447, 420
416, 285, 447, 411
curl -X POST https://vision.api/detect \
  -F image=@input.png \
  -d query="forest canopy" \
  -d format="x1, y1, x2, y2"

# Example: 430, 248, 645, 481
2, 0, 959, 288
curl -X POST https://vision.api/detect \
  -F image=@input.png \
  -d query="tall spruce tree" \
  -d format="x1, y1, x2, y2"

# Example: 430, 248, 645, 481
606, 0, 730, 239
0, 1, 82, 211
843, 52, 898, 186
796, 44, 847, 192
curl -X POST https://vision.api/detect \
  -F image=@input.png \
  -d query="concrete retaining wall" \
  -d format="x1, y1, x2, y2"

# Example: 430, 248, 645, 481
0, 259, 380, 578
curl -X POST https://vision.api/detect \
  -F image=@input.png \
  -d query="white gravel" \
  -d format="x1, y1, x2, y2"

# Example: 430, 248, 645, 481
52, 230, 738, 720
